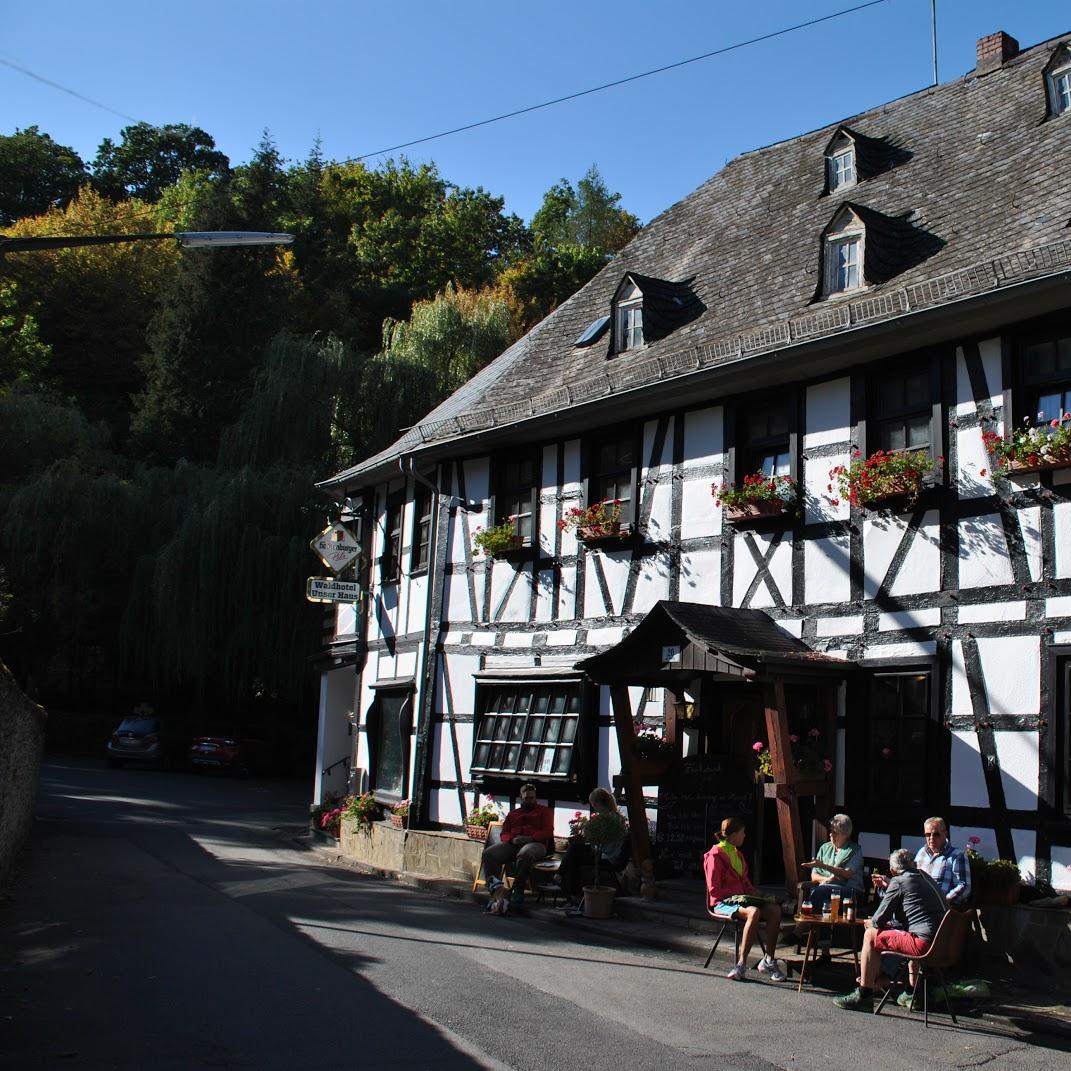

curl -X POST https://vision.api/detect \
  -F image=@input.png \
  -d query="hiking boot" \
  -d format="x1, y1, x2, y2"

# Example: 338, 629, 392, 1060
757, 956, 787, 982
833, 987, 873, 1012
726, 963, 747, 982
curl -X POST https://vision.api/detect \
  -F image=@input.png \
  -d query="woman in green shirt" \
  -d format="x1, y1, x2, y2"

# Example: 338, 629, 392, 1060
802, 813, 864, 912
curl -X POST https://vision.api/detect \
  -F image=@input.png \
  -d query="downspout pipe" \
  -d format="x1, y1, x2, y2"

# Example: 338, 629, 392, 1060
403, 456, 451, 830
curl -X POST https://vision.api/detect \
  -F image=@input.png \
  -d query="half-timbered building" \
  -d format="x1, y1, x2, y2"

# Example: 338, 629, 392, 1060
314, 29, 1071, 892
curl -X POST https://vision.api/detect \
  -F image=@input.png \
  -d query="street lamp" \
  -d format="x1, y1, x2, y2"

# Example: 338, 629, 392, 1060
0, 231, 294, 256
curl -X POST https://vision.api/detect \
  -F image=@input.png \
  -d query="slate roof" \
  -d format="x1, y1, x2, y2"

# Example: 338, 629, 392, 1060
575, 602, 851, 684
326, 30, 1071, 489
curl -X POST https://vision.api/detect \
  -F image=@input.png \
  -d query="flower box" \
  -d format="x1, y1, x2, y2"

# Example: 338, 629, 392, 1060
1002, 457, 1071, 477
724, 499, 795, 524
465, 823, 490, 842
577, 521, 624, 542
389, 813, 405, 829
828, 450, 936, 510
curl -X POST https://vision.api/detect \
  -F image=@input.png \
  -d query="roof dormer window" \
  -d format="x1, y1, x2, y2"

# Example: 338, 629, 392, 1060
1046, 48, 1071, 116
824, 130, 858, 193
822, 206, 866, 296
616, 280, 644, 351
829, 146, 856, 191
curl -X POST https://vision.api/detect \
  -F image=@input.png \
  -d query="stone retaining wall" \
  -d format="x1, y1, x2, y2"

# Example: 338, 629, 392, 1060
0, 661, 46, 886
339, 820, 484, 885
973, 902, 1071, 980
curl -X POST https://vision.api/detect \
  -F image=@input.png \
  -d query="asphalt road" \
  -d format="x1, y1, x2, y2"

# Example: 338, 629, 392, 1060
1, 760, 1067, 1070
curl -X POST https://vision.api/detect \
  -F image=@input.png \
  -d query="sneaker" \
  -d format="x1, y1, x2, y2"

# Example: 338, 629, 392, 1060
833, 987, 874, 1012
757, 956, 787, 982
896, 989, 918, 1009
726, 963, 747, 982
486, 877, 504, 894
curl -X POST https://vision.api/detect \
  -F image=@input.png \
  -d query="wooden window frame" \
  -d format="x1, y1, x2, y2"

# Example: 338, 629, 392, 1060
367, 685, 413, 805
411, 486, 433, 574
380, 492, 404, 584
868, 360, 939, 457
583, 426, 639, 530
471, 682, 585, 782
1019, 329, 1071, 428
824, 231, 863, 295
828, 147, 856, 191
1047, 55, 1071, 116
491, 451, 540, 547
733, 392, 798, 484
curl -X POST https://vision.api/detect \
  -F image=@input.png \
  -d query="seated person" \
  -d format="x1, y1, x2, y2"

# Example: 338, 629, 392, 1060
479, 782, 554, 914
834, 848, 946, 1012
703, 816, 786, 983
913, 816, 972, 907
801, 813, 865, 913
556, 787, 629, 912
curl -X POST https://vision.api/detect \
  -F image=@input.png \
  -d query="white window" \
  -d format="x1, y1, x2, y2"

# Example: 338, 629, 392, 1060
826, 234, 862, 294
615, 279, 644, 351
1051, 64, 1071, 115
828, 148, 856, 190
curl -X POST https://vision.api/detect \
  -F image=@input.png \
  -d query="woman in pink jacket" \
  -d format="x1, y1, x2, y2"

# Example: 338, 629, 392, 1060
703, 816, 785, 982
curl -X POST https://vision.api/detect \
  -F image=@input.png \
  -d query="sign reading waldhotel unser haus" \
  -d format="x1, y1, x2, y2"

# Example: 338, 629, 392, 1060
309, 28, 1071, 892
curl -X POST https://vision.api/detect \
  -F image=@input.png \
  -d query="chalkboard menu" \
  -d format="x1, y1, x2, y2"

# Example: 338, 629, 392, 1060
654, 755, 757, 877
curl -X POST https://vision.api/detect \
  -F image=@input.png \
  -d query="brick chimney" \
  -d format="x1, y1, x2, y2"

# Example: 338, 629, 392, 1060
976, 31, 1019, 75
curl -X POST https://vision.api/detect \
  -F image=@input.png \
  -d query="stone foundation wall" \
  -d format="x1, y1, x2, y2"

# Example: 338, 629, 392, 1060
974, 903, 1071, 980
0, 661, 46, 886
338, 820, 484, 884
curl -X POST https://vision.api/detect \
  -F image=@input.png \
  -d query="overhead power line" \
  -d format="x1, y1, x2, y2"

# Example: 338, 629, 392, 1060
0, 54, 141, 123
353, 0, 891, 161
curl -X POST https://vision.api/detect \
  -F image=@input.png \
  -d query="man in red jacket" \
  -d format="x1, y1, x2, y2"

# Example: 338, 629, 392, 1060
480, 783, 554, 915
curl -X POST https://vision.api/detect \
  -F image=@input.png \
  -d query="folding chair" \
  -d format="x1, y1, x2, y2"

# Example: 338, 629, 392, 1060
702, 898, 768, 970
873, 908, 975, 1027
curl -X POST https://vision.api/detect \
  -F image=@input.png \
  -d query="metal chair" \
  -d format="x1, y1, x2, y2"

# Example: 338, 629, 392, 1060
702, 902, 768, 970
873, 908, 975, 1027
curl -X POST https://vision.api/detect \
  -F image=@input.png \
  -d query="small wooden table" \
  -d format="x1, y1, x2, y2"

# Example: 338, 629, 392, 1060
793, 914, 868, 993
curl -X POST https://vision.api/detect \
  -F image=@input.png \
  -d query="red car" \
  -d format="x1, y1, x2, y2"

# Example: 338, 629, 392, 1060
189, 729, 270, 776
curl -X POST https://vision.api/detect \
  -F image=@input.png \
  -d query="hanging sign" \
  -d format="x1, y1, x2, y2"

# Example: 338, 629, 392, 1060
306, 577, 362, 604
310, 523, 361, 574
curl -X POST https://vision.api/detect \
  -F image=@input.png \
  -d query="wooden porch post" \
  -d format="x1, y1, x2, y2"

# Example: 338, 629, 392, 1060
609, 683, 657, 899
763, 675, 804, 896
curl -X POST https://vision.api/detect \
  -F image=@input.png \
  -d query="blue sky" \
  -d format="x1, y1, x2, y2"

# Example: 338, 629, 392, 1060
2, 1, 1068, 225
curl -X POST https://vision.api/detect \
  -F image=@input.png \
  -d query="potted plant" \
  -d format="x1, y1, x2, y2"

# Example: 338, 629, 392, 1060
464, 795, 501, 841
318, 797, 348, 838
752, 741, 773, 783
982, 412, 1071, 476
568, 811, 588, 838
343, 791, 378, 837
473, 516, 524, 557
390, 799, 410, 829
712, 472, 797, 523
558, 499, 625, 541
582, 809, 628, 918
828, 449, 938, 509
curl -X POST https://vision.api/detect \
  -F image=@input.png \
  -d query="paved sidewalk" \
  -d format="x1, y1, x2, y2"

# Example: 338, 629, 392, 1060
300, 832, 1071, 1045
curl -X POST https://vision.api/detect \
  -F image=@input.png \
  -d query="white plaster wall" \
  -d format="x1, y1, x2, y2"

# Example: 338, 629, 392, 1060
733, 532, 792, 608
314, 666, 355, 805
491, 562, 531, 622
958, 514, 1014, 589
335, 602, 357, 637
643, 416, 673, 471
588, 627, 625, 647
1055, 502, 1071, 579
438, 654, 478, 715
558, 559, 578, 620
583, 550, 631, 617
1019, 506, 1043, 583
645, 479, 674, 543
994, 730, 1040, 810
805, 535, 851, 605
429, 787, 465, 827
816, 615, 863, 637
444, 572, 473, 624
561, 439, 582, 491
863, 514, 903, 599
1047, 595, 1071, 618
950, 729, 988, 807
858, 832, 891, 860
864, 641, 937, 659
633, 551, 672, 614
804, 377, 851, 449
682, 406, 724, 472
954, 825, 996, 860
679, 548, 721, 604
954, 338, 1003, 416
539, 495, 559, 557
951, 640, 970, 717
407, 573, 429, 635
534, 567, 555, 623
541, 443, 557, 490
955, 425, 996, 500
1051, 846, 1071, 892
804, 452, 849, 525
891, 513, 940, 597
1011, 829, 1037, 882
681, 476, 720, 541
464, 457, 492, 506
978, 636, 1040, 716
957, 602, 1025, 624
878, 608, 941, 632
395, 650, 418, 680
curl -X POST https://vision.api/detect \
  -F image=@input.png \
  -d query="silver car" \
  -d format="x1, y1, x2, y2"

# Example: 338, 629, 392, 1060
106, 716, 170, 768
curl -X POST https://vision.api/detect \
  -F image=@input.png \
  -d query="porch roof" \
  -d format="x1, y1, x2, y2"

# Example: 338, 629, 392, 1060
575, 602, 854, 685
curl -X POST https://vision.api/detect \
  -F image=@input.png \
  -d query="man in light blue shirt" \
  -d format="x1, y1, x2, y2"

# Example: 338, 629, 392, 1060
914, 816, 971, 906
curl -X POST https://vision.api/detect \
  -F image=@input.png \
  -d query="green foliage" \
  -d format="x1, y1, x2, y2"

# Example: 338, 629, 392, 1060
494, 242, 607, 329
531, 165, 640, 253
0, 126, 87, 224
473, 518, 518, 557
0, 282, 51, 387
91, 122, 229, 202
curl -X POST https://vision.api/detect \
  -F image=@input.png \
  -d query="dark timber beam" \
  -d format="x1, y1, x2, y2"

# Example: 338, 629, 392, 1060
763, 675, 805, 895
609, 683, 657, 899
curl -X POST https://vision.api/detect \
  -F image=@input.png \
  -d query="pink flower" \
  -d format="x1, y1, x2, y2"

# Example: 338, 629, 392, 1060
979, 468, 987, 478
822, 758, 833, 773
967, 834, 981, 847
881, 747, 893, 759
789, 734, 799, 743
752, 741, 765, 752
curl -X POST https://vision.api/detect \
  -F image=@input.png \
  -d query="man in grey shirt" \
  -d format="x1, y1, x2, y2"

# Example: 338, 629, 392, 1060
834, 849, 946, 1012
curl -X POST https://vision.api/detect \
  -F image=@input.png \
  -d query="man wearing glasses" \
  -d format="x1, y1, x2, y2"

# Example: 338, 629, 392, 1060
872, 816, 971, 906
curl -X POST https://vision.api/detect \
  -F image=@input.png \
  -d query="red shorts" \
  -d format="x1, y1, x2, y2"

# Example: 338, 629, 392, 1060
872, 929, 930, 956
